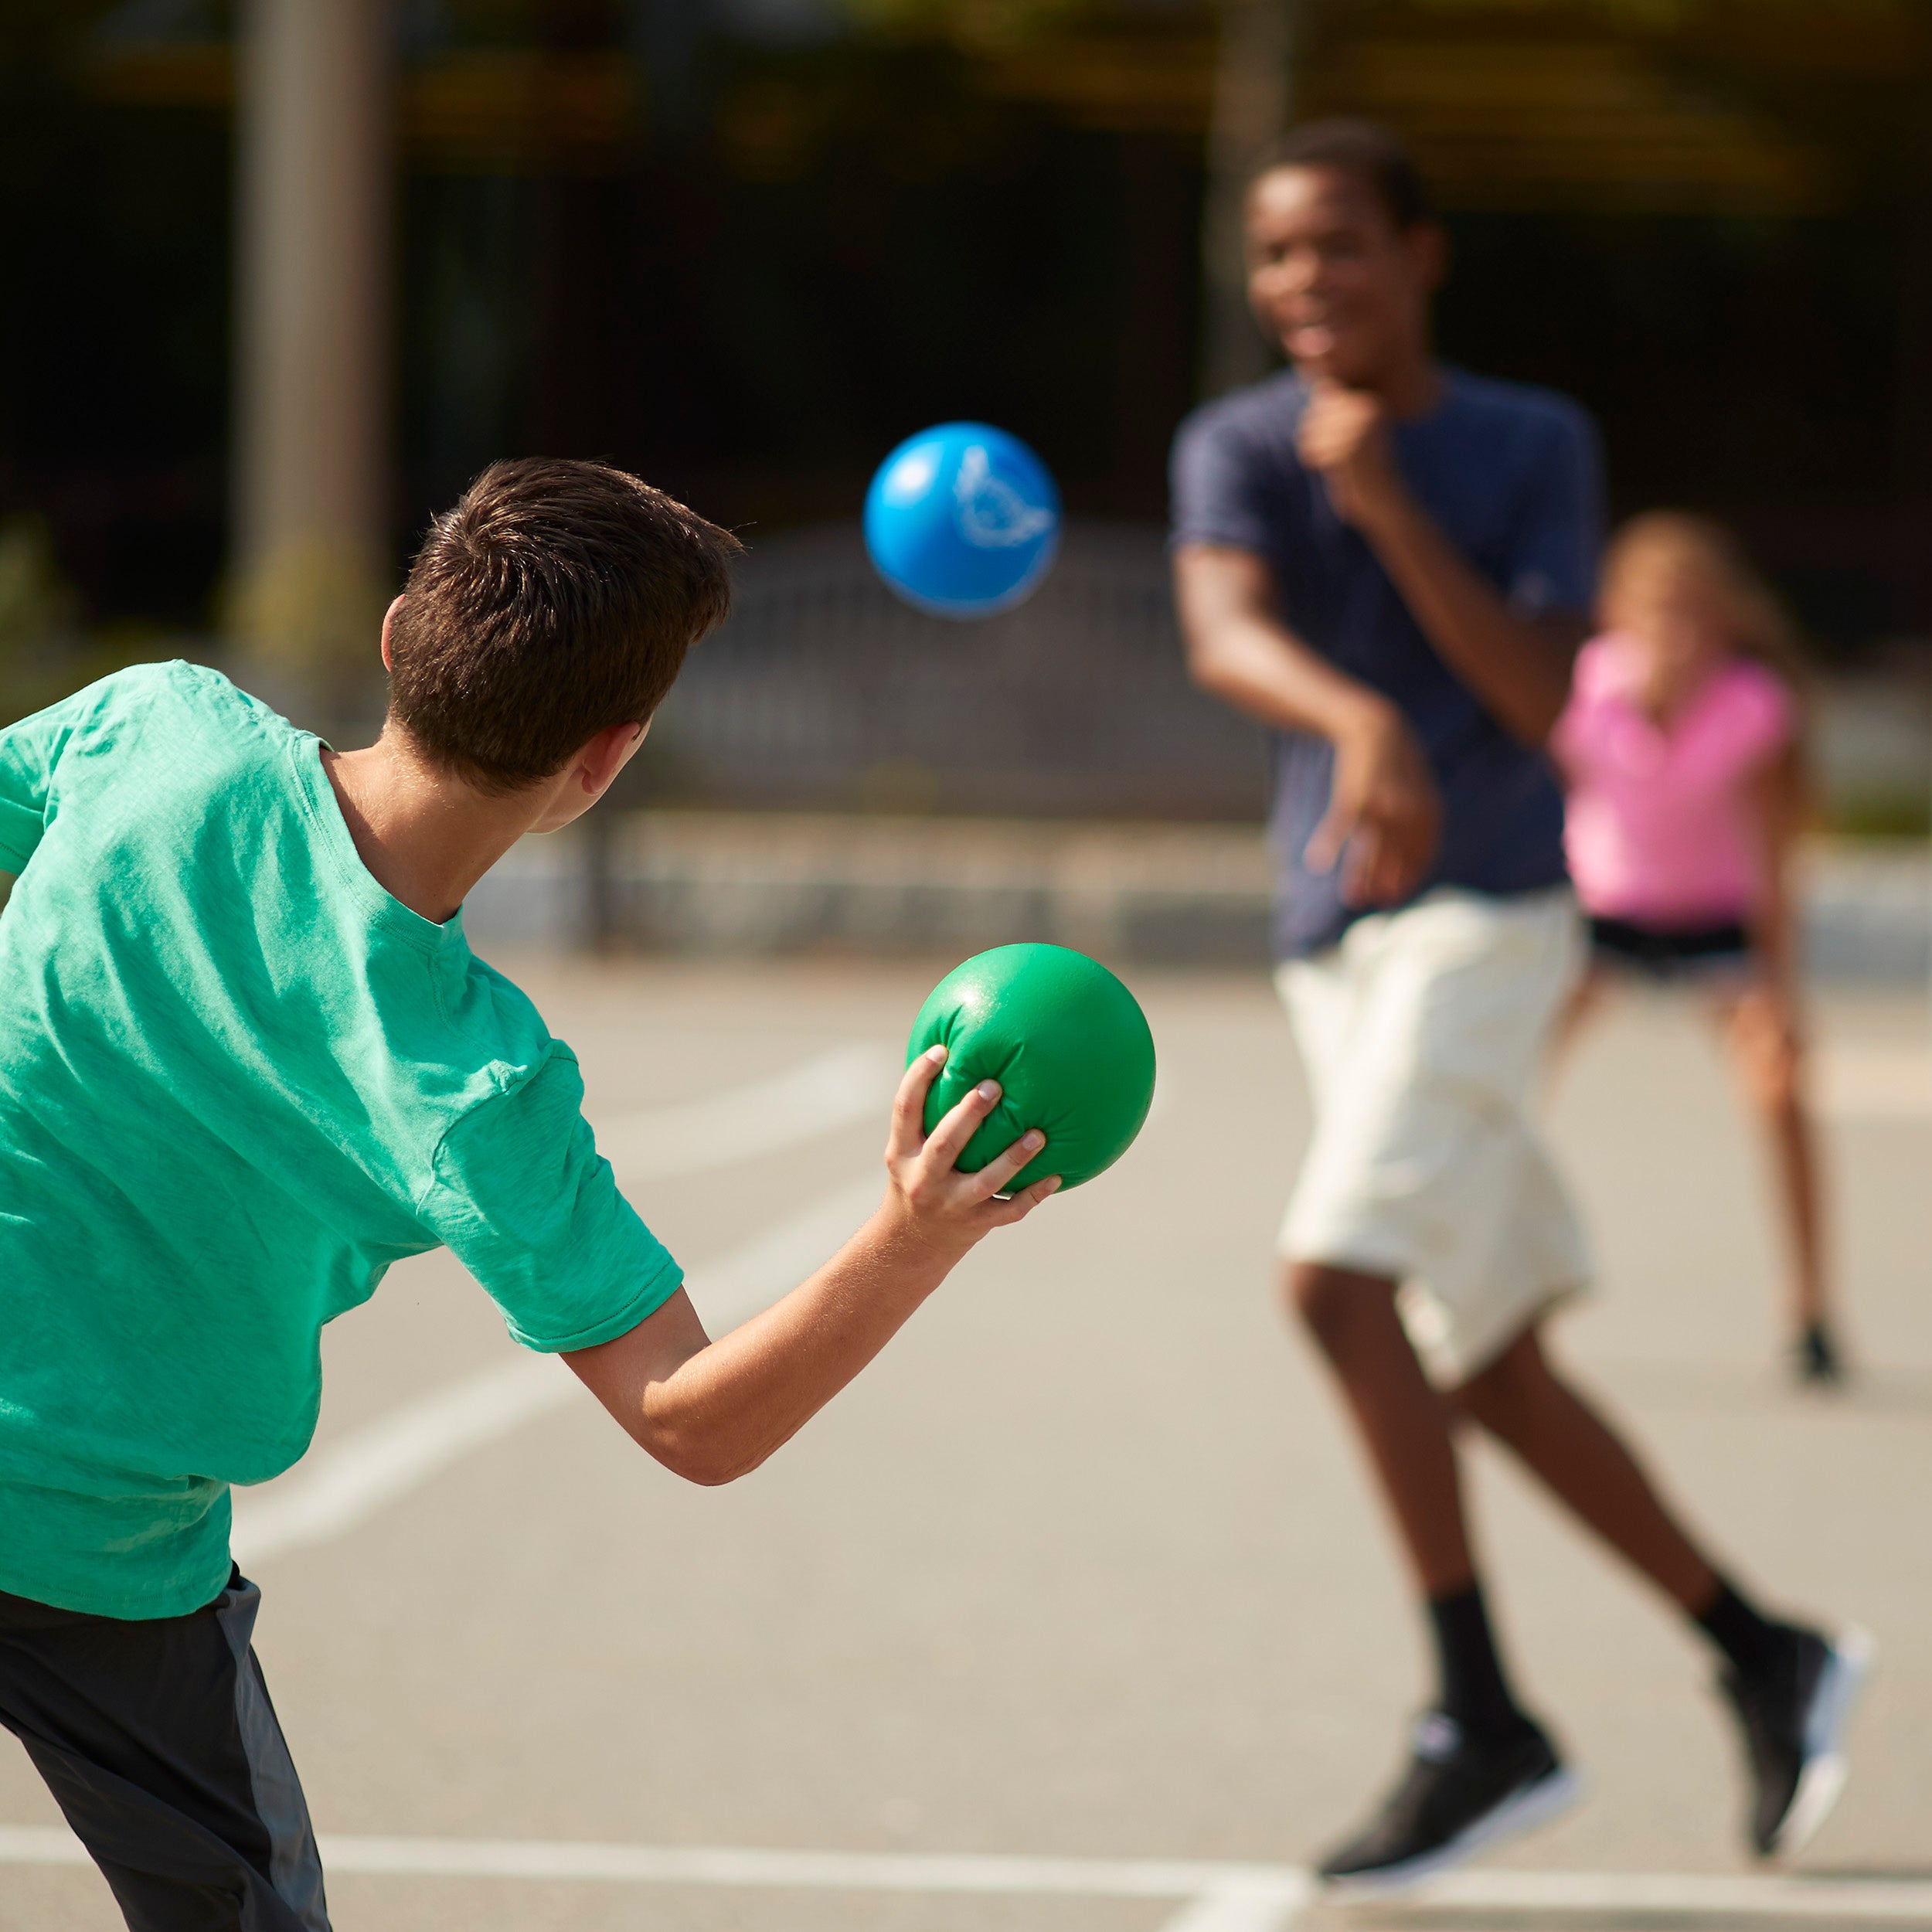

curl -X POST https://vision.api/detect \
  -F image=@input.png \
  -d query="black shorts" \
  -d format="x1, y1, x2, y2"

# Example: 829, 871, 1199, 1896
1588, 913, 1753, 980
0, 1568, 329, 1930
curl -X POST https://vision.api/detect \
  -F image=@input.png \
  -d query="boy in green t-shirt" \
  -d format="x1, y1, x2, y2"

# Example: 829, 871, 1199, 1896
0, 459, 1061, 1932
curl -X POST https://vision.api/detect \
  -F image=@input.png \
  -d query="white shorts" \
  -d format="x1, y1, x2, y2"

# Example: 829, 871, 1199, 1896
1276, 886, 1590, 1386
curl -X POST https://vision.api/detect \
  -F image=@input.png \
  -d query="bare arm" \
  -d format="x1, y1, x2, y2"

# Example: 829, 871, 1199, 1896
563, 1050, 1058, 1486
1298, 381, 1583, 745
1174, 542, 1440, 907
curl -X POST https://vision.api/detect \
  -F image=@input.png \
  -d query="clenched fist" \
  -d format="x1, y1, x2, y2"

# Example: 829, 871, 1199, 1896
1298, 379, 1409, 530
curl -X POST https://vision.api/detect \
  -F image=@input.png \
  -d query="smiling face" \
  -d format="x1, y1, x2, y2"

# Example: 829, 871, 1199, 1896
1243, 164, 1443, 392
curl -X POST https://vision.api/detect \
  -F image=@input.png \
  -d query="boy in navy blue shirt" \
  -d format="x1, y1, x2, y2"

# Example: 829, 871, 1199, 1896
1172, 120, 1866, 1889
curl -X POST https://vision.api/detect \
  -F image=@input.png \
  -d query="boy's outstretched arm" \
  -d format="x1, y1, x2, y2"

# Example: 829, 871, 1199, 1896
1175, 543, 1440, 908
563, 1046, 1058, 1486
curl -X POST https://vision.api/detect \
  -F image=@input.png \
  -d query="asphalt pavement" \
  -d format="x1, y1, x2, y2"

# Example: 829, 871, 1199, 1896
3, 954, 1928, 1932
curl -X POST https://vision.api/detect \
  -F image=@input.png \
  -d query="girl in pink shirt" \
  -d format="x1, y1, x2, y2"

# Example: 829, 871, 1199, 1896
1552, 513, 1841, 1384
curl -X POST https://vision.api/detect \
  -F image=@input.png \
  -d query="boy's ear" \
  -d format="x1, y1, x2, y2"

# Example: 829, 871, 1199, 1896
578, 718, 651, 797
379, 595, 406, 674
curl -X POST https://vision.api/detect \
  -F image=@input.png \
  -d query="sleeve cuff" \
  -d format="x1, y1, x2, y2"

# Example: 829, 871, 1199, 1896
1168, 527, 1270, 556
505, 1245, 686, 1355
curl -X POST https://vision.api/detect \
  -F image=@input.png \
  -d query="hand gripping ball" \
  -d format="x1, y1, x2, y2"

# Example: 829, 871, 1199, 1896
906, 944, 1155, 1196
863, 422, 1061, 619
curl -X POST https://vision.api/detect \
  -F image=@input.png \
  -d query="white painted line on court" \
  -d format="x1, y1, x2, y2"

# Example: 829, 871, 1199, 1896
1155, 1875, 1312, 1932
230, 1355, 566, 1566
685, 1172, 885, 1332
230, 1173, 883, 1566
594, 1042, 898, 1179
0, 1825, 1273, 1900
0, 1827, 86, 1867
1419, 1864, 1932, 1920
226, 1002, 1097, 1566
5, 1825, 1930, 1923
314, 1836, 1271, 1898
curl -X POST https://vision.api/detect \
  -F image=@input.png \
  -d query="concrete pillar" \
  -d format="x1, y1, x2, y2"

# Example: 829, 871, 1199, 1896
230, 0, 393, 682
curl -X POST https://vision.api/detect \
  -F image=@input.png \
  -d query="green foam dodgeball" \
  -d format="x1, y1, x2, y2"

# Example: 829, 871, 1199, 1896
906, 943, 1156, 1194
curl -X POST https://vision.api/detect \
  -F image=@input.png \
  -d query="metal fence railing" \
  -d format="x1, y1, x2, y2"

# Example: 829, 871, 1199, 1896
643, 519, 1269, 821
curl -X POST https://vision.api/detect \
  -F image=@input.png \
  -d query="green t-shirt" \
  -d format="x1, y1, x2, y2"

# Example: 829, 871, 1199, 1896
0, 663, 682, 1618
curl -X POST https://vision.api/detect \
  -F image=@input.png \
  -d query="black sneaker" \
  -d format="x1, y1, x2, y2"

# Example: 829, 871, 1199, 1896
1317, 1712, 1583, 1893
1719, 1624, 1873, 1857
1794, 1321, 1844, 1388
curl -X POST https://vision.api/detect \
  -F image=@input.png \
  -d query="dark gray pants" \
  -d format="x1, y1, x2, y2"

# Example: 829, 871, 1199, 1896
0, 1569, 329, 1931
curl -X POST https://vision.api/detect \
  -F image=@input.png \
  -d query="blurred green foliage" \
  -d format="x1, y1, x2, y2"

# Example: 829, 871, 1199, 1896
0, 516, 191, 730
1828, 789, 1932, 841
0, 518, 80, 728
0, 519, 78, 655
0, 518, 128, 726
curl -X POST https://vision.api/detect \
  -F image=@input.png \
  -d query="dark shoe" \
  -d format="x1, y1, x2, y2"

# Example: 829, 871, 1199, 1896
1719, 1624, 1872, 1857
1318, 1712, 1583, 1893
1794, 1321, 1844, 1387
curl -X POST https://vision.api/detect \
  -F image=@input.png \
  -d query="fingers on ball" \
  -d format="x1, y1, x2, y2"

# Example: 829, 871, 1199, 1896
978, 1127, 1046, 1195
999, 1171, 1063, 1220
927, 1078, 1002, 1164
889, 1046, 947, 1146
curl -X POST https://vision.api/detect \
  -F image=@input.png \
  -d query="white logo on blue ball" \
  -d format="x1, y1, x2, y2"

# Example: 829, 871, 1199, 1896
953, 445, 1056, 550
863, 421, 1062, 620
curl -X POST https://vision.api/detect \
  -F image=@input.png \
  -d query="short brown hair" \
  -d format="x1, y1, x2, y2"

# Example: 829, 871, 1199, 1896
1251, 118, 1433, 231
386, 457, 740, 793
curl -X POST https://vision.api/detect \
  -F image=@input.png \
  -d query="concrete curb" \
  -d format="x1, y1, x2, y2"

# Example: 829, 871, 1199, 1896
462, 813, 1932, 981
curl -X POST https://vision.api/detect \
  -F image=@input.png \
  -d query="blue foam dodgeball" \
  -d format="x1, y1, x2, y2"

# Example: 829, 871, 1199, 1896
863, 422, 1061, 620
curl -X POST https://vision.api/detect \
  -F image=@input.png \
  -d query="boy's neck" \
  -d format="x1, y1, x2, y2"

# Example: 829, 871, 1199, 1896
321, 729, 548, 927
1381, 353, 1444, 418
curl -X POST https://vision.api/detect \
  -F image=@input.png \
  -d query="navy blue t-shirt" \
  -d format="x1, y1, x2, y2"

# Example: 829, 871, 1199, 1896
1170, 366, 1603, 957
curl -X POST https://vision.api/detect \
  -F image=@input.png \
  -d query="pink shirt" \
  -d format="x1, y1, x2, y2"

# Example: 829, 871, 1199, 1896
1553, 634, 1795, 924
